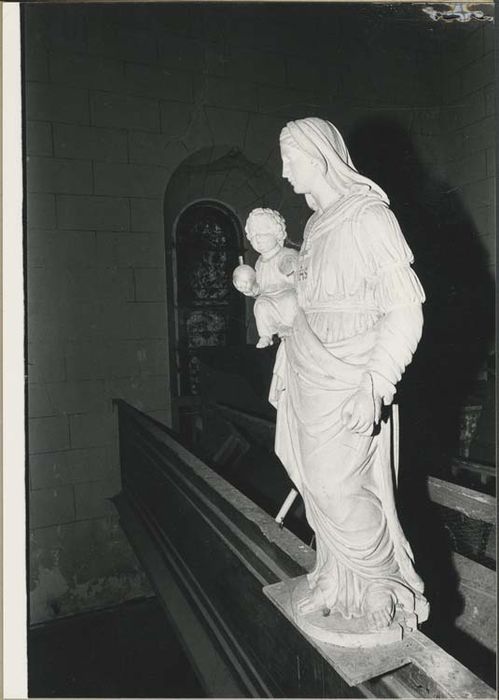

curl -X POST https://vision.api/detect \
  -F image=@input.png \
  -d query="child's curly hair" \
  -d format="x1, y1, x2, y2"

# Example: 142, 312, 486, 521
245, 208, 287, 244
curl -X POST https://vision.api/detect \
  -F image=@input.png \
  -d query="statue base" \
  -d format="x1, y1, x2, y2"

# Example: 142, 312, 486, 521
264, 575, 424, 649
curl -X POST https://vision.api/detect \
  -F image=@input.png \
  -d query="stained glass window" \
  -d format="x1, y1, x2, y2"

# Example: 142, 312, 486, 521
175, 202, 245, 395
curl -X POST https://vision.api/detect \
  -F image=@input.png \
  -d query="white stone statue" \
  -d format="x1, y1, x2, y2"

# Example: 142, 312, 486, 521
233, 208, 299, 348
266, 118, 429, 645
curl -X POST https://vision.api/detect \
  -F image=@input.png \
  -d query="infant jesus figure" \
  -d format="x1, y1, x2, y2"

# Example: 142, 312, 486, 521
233, 208, 299, 348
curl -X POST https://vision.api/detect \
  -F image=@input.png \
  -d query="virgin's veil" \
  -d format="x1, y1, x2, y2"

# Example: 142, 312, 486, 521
281, 118, 389, 211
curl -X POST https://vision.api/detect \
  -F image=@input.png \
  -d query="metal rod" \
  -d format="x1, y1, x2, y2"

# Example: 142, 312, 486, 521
275, 488, 299, 527
393, 403, 400, 487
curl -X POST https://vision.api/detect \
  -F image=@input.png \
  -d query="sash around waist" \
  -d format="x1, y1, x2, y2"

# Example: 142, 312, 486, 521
285, 309, 375, 387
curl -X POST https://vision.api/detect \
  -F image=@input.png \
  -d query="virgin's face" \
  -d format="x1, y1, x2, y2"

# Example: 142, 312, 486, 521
280, 140, 318, 194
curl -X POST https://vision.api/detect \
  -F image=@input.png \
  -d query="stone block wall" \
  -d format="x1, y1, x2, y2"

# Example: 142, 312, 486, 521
440, 23, 495, 278
25, 3, 490, 622
24, 5, 176, 623
438, 22, 495, 465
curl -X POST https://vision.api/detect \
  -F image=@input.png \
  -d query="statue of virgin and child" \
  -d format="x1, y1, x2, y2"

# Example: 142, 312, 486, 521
233, 117, 429, 644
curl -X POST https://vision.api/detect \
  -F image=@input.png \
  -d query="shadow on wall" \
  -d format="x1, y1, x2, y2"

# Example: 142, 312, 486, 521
348, 118, 495, 681
348, 118, 495, 476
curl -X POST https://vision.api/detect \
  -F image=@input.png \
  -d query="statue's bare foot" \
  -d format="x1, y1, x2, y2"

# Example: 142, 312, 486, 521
365, 589, 396, 631
256, 336, 272, 348
296, 584, 329, 616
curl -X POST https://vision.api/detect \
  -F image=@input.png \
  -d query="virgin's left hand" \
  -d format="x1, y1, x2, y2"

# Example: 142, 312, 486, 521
341, 390, 381, 436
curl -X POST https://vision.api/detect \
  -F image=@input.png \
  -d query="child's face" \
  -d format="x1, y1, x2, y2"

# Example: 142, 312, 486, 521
249, 219, 280, 254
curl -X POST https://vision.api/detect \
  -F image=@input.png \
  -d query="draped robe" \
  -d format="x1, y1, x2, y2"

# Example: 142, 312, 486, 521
254, 247, 299, 338
270, 190, 429, 620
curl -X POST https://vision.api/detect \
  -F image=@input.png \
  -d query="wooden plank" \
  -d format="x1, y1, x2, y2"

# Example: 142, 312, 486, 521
427, 477, 496, 524
452, 552, 496, 653
120, 436, 331, 695
211, 403, 497, 654
119, 402, 315, 575
452, 458, 496, 479
264, 577, 422, 686
114, 494, 253, 699
116, 426, 360, 696
214, 402, 496, 525
404, 630, 495, 699
115, 403, 364, 696
263, 578, 494, 697
114, 400, 496, 698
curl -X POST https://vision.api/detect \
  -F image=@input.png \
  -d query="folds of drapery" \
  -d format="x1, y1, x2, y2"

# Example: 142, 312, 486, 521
353, 202, 426, 404
270, 312, 426, 617
268, 193, 428, 618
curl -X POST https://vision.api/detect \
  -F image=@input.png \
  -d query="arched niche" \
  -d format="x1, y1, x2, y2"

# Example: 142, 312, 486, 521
164, 145, 284, 242
164, 145, 285, 429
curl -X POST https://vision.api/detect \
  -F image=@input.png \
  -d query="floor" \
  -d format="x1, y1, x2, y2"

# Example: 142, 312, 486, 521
28, 596, 206, 698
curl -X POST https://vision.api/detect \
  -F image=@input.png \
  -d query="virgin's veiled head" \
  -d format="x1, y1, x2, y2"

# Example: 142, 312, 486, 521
280, 118, 389, 211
